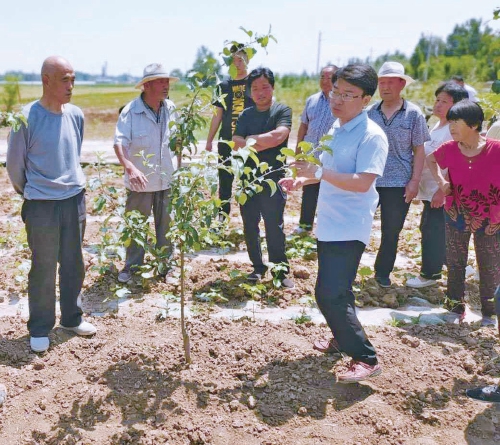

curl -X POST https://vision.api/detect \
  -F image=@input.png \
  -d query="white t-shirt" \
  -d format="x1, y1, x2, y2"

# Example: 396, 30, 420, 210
464, 84, 478, 103
417, 122, 451, 201
486, 121, 500, 140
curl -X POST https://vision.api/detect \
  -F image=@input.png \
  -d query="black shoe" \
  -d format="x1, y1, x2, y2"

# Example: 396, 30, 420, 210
247, 272, 262, 282
375, 276, 391, 288
466, 385, 500, 403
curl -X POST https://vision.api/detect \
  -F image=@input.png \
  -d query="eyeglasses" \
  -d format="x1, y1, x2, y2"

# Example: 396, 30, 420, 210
328, 90, 363, 102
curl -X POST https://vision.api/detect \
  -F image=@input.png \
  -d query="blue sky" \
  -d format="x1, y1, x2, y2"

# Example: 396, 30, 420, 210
0, 0, 497, 76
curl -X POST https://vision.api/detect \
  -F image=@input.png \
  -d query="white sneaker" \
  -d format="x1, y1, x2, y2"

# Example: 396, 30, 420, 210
60, 321, 97, 336
0, 383, 6, 406
406, 276, 437, 288
30, 336, 49, 353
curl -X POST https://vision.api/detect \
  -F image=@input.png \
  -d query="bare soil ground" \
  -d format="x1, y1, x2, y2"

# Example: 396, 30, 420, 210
1, 165, 499, 445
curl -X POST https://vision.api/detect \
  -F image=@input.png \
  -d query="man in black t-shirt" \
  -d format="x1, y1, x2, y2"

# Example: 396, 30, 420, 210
233, 67, 294, 288
205, 45, 254, 219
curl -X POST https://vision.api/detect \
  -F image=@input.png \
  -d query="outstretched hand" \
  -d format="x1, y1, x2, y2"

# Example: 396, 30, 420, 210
292, 160, 320, 180
278, 177, 306, 193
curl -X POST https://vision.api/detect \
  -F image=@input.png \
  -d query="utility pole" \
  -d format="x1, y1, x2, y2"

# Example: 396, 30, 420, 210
423, 35, 433, 82
316, 31, 322, 75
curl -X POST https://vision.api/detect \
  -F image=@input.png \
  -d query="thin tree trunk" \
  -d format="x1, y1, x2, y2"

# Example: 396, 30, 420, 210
179, 247, 191, 364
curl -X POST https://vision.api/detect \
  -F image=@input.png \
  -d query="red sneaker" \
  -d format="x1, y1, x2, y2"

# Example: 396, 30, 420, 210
337, 360, 382, 383
313, 338, 342, 354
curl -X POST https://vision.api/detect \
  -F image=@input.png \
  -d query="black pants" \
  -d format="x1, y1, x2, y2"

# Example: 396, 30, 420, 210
239, 184, 288, 275
124, 189, 172, 271
419, 201, 446, 279
218, 142, 234, 217
374, 187, 411, 279
299, 182, 320, 230
21, 191, 86, 337
316, 240, 378, 365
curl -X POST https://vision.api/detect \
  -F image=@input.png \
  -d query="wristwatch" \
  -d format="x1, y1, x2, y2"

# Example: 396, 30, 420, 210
315, 167, 323, 180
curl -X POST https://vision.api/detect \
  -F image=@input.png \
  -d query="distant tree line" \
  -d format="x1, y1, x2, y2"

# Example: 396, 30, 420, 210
348, 18, 499, 82
188, 17, 498, 84
0, 71, 138, 83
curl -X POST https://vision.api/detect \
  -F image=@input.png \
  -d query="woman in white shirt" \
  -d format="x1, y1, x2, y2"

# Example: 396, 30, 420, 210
406, 82, 468, 288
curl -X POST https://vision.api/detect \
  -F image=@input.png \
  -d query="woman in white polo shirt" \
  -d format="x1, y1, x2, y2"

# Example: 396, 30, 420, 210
406, 82, 468, 288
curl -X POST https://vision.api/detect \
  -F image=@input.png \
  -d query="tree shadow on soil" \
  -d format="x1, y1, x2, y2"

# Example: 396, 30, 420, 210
244, 354, 375, 426
32, 352, 374, 443
28, 356, 187, 444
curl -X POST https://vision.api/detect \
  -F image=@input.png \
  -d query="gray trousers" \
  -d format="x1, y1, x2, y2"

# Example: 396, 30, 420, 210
22, 190, 86, 337
124, 189, 172, 270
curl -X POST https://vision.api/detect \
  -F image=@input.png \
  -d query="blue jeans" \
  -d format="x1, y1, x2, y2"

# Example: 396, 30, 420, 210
21, 191, 86, 337
375, 187, 411, 279
420, 201, 445, 279
316, 240, 378, 365
239, 184, 288, 276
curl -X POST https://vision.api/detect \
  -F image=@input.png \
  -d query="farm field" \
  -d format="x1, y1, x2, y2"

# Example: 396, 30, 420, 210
4, 78, 493, 143
0, 160, 499, 444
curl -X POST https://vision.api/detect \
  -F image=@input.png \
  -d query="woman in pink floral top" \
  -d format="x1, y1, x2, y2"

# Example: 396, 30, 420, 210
427, 100, 500, 327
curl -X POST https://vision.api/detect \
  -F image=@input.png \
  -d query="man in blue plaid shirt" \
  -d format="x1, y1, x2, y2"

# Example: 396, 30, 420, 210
293, 65, 338, 235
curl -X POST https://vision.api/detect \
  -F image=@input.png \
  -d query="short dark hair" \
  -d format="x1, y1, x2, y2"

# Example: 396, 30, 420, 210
248, 67, 275, 88
446, 99, 484, 132
435, 82, 469, 103
450, 75, 464, 82
230, 43, 245, 54
334, 64, 378, 97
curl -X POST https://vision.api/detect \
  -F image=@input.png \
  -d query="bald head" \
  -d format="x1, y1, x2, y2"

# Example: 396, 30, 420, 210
41, 56, 73, 77
40, 56, 76, 110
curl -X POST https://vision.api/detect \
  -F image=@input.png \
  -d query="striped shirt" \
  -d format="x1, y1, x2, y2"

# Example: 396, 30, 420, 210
301, 91, 334, 157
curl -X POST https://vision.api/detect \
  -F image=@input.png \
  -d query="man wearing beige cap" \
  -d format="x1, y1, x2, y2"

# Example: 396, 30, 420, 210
368, 61, 430, 287
114, 63, 180, 283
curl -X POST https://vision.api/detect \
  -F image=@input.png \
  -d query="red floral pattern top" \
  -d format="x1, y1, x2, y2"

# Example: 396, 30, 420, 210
433, 139, 500, 234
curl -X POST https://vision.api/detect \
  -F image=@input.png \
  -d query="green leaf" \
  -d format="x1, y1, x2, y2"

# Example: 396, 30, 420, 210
237, 193, 248, 205
239, 26, 253, 37
265, 179, 277, 195
280, 148, 296, 158
259, 162, 269, 172
244, 47, 256, 60
94, 196, 106, 212
358, 266, 372, 277
229, 64, 237, 79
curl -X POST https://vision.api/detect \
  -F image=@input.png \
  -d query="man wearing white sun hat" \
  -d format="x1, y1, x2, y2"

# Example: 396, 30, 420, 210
367, 61, 430, 288
114, 63, 180, 283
